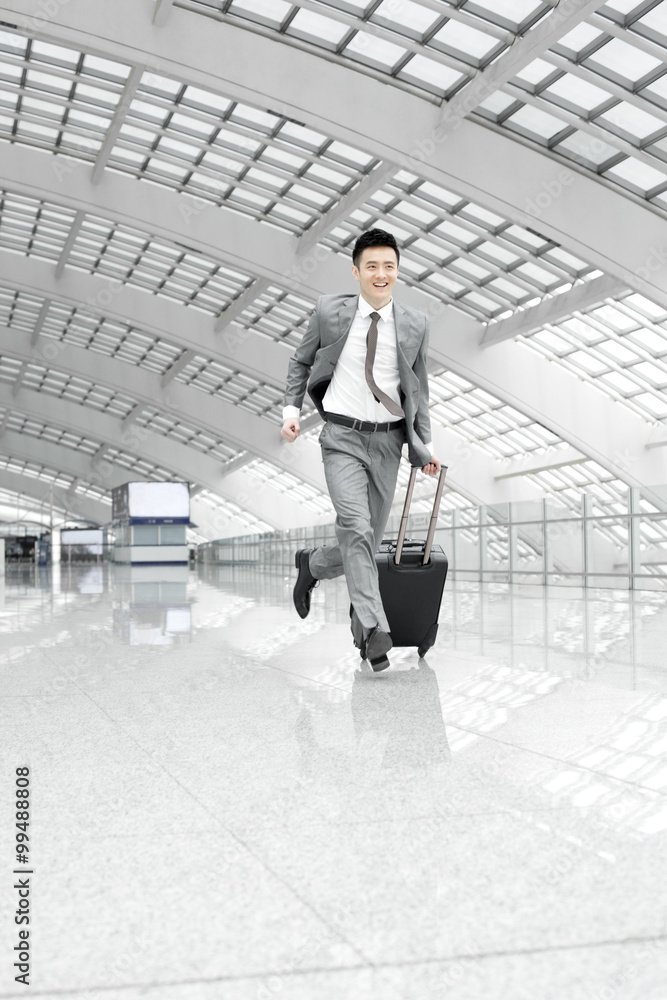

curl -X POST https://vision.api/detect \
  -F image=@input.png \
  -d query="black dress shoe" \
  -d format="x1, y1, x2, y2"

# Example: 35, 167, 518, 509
293, 549, 317, 619
364, 625, 392, 672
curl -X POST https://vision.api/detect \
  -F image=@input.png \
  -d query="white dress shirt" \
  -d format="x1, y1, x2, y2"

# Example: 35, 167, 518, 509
283, 295, 433, 455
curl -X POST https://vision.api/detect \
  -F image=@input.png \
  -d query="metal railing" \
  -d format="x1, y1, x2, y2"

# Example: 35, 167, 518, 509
197, 485, 667, 591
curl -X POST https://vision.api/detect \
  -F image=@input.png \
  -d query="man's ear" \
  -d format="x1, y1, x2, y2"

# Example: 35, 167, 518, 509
351, 265, 360, 282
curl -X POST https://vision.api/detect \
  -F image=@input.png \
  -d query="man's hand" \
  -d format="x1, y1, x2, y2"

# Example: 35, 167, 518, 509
281, 418, 301, 442
421, 456, 441, 476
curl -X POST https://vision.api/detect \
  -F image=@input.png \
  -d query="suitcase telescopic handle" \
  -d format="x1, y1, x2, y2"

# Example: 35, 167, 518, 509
394, 465, 448, 566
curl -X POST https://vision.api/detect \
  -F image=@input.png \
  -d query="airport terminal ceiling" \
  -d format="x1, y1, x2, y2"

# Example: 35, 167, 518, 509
0, 0, 666, 540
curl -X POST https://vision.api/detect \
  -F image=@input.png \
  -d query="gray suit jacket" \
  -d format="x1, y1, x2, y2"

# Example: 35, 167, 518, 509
284, 294, 432, 468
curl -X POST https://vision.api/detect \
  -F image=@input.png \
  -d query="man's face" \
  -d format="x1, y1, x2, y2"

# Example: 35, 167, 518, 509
352, 246, 399, 308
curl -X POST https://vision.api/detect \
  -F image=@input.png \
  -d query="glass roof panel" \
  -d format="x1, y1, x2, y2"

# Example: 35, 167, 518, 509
431, 19, 501, 62
584, 37, 662, 84
519, 287, 667, 422
286, 8, 350, 45
343, 31, 407, 70
543, 73, 613, 112
604, 156, 667, 193
372, 0, 440, 37
398, 54, 466, 95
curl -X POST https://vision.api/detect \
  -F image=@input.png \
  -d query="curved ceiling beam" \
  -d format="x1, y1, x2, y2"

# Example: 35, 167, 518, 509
0, 310, 329, 491
0, 432, 256, 540
0, 379, 318, 531
0, 318, 547, 507
0, 469, 109, 524
1, 154, 665, 493
6, 0, 667, 309
0, 254, 294, 393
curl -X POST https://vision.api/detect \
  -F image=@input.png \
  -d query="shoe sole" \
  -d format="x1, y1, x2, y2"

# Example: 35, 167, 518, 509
370, 655, 391, 672
293, 550, 312, 620
366, 629, 393, 662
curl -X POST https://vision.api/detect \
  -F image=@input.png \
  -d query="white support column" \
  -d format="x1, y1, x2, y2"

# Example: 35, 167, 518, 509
494, 446, 588, 480
92, 64, 145, 183
153, 0, 175, 26
12, 361, 27, 398
481, 275, 626, 347
121, 403, 145, 431
0, 383, 326, 530
160, 349, 196, 387
298, 162, 398, 254
434, 0, 605, 130
215, 279, 270, 334
30, 298, 51, 347
55, 210, 85, 279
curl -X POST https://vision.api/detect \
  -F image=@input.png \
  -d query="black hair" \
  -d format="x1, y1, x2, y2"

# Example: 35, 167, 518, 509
352, 228, 400, 268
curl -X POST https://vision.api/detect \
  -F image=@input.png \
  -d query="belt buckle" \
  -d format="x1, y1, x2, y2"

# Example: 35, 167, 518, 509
373, 421, 379, 432
352, 418, 361, 431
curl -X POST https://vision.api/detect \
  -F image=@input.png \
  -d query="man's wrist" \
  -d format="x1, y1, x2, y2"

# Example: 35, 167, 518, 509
283, 405, 301, 422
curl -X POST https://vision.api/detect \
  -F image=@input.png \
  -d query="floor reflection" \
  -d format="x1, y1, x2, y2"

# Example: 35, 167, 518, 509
111, 565, 193, 645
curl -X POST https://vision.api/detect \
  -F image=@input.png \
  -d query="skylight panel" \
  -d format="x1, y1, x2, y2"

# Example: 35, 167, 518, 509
75, 82, 120, 110
585, 37, 662, 85
32, 39, 80, 68
278, 120, 328, 151
0, 30, 26, 56
431, 19, 501, 63
230, 103, 280, 133
181, 86, 232, 115
515, 58, 558, 87
16, 121, 59, 142
82, 53, 130, 81
344, 31, 407, 71
415, 181, 461, 209
634, 391, 667, 415
230, 0, 291, 27
555, 130, 621, 167
141, 73, 182, 98
474, 241, 519, 266
286, 9, 350, 46
600, 369, 640, 393
259, 146, 307, 172
477, 91, 518, 118
372, 0, 439, 36
460, 203, 506, 229
633, 3, 667, 45
304, 162, 351, 189
26, 69, 71, 97
514, 261, 560, 287
552, 22, 604, 57
169, 111, 215, 140
326, 140, 374, 169
597, 102, 667, 142
158, 136, 200, 161
129, 99, 169, 125
589, 304, 636, 331
399, 54, 465, 95
434, 219, 477, 248
451, 258, 492, 281
634, 360, 667, 385
504, 104, 570, 142
598, 340, 638, 363
543, 73, 613, 113
604, 155, 667, 194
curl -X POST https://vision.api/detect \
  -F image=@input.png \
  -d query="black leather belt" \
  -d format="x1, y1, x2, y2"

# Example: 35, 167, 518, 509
325, 412, 406, 433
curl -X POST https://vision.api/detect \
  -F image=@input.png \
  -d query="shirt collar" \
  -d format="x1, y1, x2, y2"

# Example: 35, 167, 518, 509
357, 295, 393, 323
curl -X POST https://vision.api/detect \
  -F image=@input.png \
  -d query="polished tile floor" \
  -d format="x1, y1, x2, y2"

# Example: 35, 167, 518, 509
1, 561, 667, 999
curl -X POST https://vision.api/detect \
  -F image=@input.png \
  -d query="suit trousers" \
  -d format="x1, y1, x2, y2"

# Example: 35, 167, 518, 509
309, 420, 405, 634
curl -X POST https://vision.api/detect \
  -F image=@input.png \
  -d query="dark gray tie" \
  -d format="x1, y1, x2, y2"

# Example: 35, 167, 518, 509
365, 312, 405, 418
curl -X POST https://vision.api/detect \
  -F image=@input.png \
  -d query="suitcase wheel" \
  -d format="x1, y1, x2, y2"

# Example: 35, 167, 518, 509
418, 645, 430, 659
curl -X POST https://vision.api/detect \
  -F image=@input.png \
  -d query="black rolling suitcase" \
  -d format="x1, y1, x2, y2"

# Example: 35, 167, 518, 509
376, 466, 449, 658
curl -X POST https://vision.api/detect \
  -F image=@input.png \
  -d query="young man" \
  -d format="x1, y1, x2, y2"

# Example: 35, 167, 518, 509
281, 229, 441, 671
